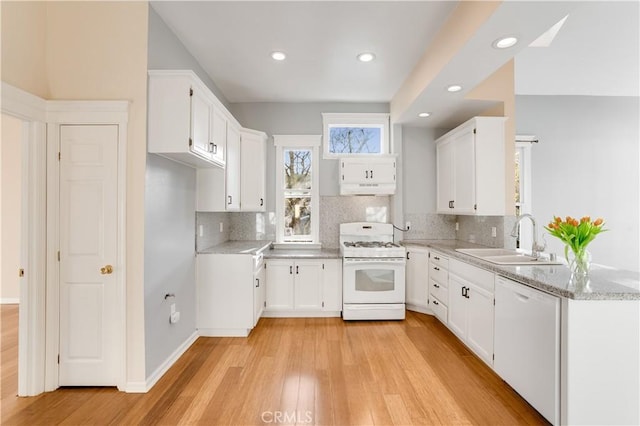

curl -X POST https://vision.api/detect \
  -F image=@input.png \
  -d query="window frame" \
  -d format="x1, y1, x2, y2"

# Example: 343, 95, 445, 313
273, 135, 320, 246
322, 113, 390, 159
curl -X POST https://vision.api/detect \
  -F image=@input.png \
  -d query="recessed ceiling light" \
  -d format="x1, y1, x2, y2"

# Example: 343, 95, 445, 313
447, 85, 463, 93
271, 51, 286, 61
357, 52, 376, 62
418, 112, 431, 118
493, 36, 518, 49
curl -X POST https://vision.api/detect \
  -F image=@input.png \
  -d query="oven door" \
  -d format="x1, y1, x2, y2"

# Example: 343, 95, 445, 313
343, 258, 406, 304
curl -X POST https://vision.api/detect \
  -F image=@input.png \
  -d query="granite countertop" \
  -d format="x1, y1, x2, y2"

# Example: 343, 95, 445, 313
198, 240, 272, 255
402, 239, 640, 301
264, 248, 341, 259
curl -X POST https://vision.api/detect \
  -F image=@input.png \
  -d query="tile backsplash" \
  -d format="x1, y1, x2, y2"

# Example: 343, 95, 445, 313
197, 201, 518, 251
402, 213, 457, 240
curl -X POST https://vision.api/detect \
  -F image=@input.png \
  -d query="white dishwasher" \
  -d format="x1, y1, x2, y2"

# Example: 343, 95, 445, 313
494, 276, 560, 425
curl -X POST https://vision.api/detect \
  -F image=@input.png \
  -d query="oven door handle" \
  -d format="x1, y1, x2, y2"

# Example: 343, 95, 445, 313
343, 259, 406, 267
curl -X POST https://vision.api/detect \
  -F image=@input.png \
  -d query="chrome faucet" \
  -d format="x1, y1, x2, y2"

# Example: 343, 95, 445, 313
511, 214, 546, 258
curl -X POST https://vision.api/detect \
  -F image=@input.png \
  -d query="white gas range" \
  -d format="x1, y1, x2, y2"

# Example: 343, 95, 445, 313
340, 222, 406, 320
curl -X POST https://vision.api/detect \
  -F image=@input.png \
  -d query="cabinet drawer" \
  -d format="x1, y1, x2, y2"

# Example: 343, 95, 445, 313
430, 251, 449, 268
430, 296, 448, 324
429, 278, 448, 303
450, 258, 494, 293
429, 260, 448, 285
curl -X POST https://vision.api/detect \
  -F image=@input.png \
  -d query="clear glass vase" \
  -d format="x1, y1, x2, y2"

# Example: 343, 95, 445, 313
566, 248, 591, 291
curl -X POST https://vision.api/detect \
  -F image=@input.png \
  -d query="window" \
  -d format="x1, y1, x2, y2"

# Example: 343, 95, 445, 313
274, 135, 320, 245
514, 139, 533, 249
322, 113, 389, 158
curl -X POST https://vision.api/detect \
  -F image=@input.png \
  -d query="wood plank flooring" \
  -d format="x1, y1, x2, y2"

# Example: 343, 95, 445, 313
1, 305, 548, 425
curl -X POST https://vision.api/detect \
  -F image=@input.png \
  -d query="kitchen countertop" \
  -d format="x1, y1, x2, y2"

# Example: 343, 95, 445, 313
198, 240, 272, 255
264, 248, 341, 259
402, 239, 640, 301
197, 241, 341, 259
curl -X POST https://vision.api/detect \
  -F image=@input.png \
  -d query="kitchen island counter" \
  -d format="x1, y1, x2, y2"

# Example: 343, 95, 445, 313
402, 239, 639, 300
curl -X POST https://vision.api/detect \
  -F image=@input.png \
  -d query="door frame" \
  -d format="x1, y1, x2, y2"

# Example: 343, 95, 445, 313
45, 101, 129, 392
1, 82, 128, 395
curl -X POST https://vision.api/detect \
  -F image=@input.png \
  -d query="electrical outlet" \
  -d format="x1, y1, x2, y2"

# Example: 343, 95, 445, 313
469, 234, 475, 243
405, 221, 411, 231
219, 222, 224, 232
491, 227, 497, 237
198, 225, 203, 237
455, 222, 459, 231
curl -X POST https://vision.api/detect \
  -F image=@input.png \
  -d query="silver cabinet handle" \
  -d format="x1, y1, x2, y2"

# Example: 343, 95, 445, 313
255, 278, 259, 288
228, 195, 232, 205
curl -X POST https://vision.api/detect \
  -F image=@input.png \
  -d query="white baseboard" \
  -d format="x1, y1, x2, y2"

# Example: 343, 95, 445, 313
1, 298, 20, 304
406, 304, 433, 315
141, 331, 199, 393
262, 310, 342, 318
198, 327, 250, 337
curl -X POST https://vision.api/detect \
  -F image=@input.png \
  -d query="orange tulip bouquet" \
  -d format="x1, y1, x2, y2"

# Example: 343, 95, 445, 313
544, 216, 606, 278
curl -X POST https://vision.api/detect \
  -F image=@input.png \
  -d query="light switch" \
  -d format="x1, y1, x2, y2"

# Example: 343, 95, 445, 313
491, 227, 497, 237
219, 222, 224, 232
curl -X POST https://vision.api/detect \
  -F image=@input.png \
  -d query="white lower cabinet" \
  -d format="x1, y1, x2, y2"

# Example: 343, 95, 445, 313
447, 258, 495, 367
265, 258, 342, 317
196, 253, 264, 337
428, 251, 449, 323
405, 247, 430, 313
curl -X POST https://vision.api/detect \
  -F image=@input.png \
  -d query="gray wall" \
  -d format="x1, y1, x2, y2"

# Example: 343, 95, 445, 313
144, 154, 197, 376
144, 6, 229, 377
516, 95, 639, 272
148, 5, 230, 109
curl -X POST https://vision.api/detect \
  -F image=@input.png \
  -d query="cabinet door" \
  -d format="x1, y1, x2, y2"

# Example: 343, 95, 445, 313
466, 282, 494, 365
190, 87, 213, 159
452, 127, 476, 213
265, 260, 294, 310
447, 274, 468, 340
210, 108, 227, 166
253, 265, 266, 326
321, 260, 342, 311
240, 131, 266, 211
406, 249, 429, 309
436, 139, 454, 213
368, 158, 395, 184
225, 124, 241, 211
341, 159, 371, 184
294, 261, 323, 310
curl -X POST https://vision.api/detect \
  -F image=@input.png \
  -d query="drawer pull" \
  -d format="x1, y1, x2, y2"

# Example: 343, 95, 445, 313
433, 300, 439, 306
433, 266, 440, 271
433, 283, 440, 288
434, 256, 440, 260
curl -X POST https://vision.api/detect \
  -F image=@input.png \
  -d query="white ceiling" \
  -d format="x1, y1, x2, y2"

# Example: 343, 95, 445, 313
515, 1, 639, 97
151, 1, 639, 127
151, 1, 457, 103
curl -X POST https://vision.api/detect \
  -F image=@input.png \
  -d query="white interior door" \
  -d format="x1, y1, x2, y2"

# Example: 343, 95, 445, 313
59, 124, 119, 386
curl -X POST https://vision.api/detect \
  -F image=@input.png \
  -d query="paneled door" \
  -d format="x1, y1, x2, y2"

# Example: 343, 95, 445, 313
59, 125, 119, 386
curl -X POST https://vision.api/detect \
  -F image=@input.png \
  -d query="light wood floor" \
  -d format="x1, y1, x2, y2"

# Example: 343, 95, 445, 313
1, 305, 547, 425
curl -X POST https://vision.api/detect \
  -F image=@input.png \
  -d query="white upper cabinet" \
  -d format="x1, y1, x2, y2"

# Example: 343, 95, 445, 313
148, 70, 231, 168
225, 123, 241, 211
197, 126, 267, 212
436, 116, 506, 215
240, 129, 267, 212
340, 155, 396, 195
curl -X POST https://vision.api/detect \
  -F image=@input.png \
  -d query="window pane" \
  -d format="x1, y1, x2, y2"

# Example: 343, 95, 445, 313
329, 127, 381, 154
284, 197, 311, 238
284, 149, 312, 190
514, 149, 521, 204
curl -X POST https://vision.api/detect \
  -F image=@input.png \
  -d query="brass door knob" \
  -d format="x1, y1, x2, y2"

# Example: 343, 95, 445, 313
100, 264, 113, 275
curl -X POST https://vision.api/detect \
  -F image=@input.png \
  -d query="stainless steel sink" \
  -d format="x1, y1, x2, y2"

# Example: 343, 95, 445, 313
455, 248, 562, 265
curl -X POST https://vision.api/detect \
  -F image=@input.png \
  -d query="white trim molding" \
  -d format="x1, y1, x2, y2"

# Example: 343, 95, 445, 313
143, 332, 199, 393
1, 82, 130, 396
45, 101, 129, 393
